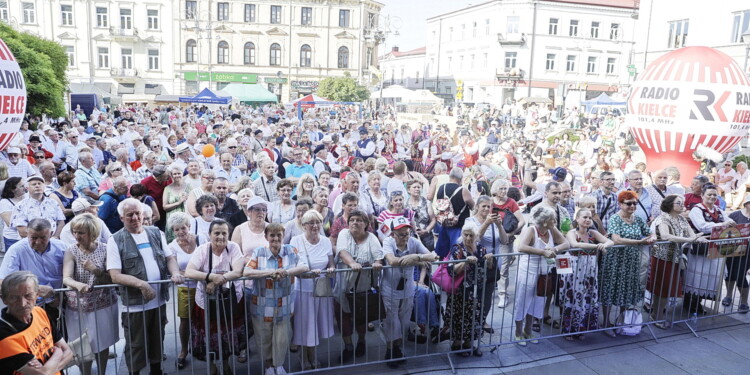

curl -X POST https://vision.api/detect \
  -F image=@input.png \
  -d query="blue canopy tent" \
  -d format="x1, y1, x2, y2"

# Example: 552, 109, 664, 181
581, 93, 626, 113
178, 88, 232, 105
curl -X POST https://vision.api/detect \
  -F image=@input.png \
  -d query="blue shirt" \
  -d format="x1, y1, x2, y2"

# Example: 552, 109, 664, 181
285, 163, 315, 179
98, 189, 126, 233
0, 238, 67, 301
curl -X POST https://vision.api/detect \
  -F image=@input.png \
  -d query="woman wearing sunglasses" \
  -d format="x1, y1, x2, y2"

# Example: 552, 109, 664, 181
599, 190, 656, 337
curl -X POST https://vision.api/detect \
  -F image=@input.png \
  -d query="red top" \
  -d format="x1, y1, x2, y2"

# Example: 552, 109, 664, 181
684, 193, 702, 211
140, 175, 172, 214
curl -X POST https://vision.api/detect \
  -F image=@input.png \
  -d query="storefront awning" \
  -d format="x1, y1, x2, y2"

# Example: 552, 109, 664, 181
219, 83, 278, 103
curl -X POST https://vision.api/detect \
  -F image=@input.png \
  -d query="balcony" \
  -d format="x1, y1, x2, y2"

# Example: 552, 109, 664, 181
497, 32, 526, 46
110, 68, 139, 82
109, 27, 140, 40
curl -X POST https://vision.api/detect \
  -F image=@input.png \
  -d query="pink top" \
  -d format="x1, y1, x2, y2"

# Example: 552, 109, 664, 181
188, 241, 245, 309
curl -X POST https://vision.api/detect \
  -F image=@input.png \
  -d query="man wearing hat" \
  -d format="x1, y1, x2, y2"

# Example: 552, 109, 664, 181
172, 143, 192, 172
381, 216, 439, 367
4, 147, 36, 178
312, 144, 331, 178
249, 129, 266, 158
355, 127, 376, 161
26, 135, 53, 165
11, 175, 66, 239
59, 197, 110, 246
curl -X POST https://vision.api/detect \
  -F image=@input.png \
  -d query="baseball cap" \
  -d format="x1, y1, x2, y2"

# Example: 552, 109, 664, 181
6, 147, 21, 154
390, 216, 412, 231
72, 197, 103, 213
253, 129, 263, 136
549, 167, 568, 181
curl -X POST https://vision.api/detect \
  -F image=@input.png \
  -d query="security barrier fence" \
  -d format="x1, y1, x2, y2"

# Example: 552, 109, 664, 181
45, 238, 750, 375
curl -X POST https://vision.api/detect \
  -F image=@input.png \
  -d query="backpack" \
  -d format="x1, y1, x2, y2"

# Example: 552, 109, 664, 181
434, 185, 465, 227
615, 308, 643, 336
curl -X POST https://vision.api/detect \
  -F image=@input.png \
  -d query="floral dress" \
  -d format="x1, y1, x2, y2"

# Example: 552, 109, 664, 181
443, 242, 487, 342
600, 214, 649, 306
408, 196, 434, 250
560, 231, 599, 334
164, 183, 190, 242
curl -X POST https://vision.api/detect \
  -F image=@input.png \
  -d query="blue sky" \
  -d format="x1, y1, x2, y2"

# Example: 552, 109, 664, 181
378, 0, 478, 51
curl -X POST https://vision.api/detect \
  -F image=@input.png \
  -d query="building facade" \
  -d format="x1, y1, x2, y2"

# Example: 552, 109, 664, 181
422, 0, 639, 107
378, 46, 427, 90
3, 0, 383, 103
632, 0, 750, 78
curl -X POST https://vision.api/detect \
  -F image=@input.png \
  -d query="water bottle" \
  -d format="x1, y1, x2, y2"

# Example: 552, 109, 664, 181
689, 312, 698, 329
560, 217, 572, 235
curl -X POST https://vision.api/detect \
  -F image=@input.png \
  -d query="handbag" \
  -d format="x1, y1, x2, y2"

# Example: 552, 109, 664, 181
345, 270, 385, 325
302, 240, 334, 297
501, 209, 519, 233
485, 224, 502, 283
431, 263, 464, 293
205, 245, 240, 323
536, 270, 558, 297
66, 330, 95, 368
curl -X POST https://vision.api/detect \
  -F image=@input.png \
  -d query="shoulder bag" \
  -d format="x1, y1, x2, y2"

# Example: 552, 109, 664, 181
344, 238, 385, 325
302, 239, 333, 297
205, 245, 240, 323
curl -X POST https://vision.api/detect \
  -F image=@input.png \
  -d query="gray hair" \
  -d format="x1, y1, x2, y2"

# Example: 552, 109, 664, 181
27, 218, 52, 233
301, 209, 324, 225
545, 181, 561, 192
200, 169, 216, 178
1, 271, 39, 299
448, 167, 463, 182
117, 197, 143, 216
473, 195, 492, 214
461, 222, 479, 237
490, 178, 510, 195
530, 205, 556, 226
435, 162, 448, 173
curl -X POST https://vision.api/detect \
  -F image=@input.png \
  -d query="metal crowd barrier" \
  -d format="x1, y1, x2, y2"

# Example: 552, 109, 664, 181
45, 237, 750, 375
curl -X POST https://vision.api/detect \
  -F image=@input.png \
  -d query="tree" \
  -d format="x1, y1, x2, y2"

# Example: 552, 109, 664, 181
0, 23, 67, 117
316, 74, 370, 102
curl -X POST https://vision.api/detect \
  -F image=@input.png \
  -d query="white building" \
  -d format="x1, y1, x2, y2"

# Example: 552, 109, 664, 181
3, 0, 383, 103
633, 0, 750, 78
378, 46, 427, 90
422, 0, 639, 107
1, 0, 178, 103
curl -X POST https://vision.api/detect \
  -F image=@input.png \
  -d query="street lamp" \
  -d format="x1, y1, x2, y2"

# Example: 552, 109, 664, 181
184, 10, 214, 91
366, 15, 401, 113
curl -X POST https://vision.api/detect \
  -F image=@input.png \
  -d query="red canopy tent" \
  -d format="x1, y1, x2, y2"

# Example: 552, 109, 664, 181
291, 94, 331, 108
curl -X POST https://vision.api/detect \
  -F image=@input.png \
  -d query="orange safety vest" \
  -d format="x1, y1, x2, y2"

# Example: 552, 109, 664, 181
0, 307, 58, 375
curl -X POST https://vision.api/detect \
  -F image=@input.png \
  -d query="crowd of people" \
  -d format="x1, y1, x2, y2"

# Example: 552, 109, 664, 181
0, 100, 748, 375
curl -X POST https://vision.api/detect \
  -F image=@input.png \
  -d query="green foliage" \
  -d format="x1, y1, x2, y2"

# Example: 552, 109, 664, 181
317, 76, 370, 102
0, 23, 67, 117
732, 155, 750, 168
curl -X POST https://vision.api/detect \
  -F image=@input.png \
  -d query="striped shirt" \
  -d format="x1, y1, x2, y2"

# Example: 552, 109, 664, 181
591, 188, 619, 232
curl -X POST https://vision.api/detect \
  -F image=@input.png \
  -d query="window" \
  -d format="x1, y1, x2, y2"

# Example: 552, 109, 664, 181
366, 47, 372, 65
507, 16, 520, 34
97, 47, 109, 68
586, 56, 597, 73
244, 4, 256, 22
546, 53, 556, 70
607, 58, 616, 74
270, 43, 281, 65
96, 7, 108, 27
217, 2, 229, 21
590, 21, 599, 38
65, 46, 74, 67
301, 7, 312, 25
367, 12, 376, 29
147, 9, 159, 29
569, 20, 578, 36
271, 5, 282, 24
731, 11, 750, 43
472, 22, 477, 37
0, 2, 8, 22
300, 44, 311, 67
61, 4, 73, 26
148, 49, 160, 70
415, 71, 419, 84
449, 27, 453, 40
185, 0, 197, 19
244, 42, 256, 65
218, 41, 229, 64
549, 18, 558, 35
485, 19, 490, 35
339, 10, 350, 27
483, 53, 488, 68
121, 48, 132, 69
566, 55, 576, 72
22, 2, 35, 24
470, 54, 475, 70
504, 52, 517, 69
447, 56, 452, 70
120, 9, 132, 29
610, 23, 620, 40
337, 46, 349, 68
459, 55, 464, 69
667, 19, 689, 48
461, 24, 465, 39
186, 40, 197, 62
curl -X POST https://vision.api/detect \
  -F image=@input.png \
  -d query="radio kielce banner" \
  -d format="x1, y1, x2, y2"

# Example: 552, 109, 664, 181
626, 46, 750, 186
0, 37, 27, 151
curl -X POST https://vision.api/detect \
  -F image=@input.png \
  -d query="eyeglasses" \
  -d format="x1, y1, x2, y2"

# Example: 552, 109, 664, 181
202, 177, 215, 181
113, 168, 122, 172
279, 188, 293, 193
622, 201, 637, 207
305, 221, 321, 226
293, 153, 303, 157
390, 191, 404, 197
250, 207, 268, 213
34, 155, 45, 159
228, 146, 237, 149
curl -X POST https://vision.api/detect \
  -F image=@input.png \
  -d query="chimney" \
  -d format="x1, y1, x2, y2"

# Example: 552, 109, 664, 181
391, 46, 399, 52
